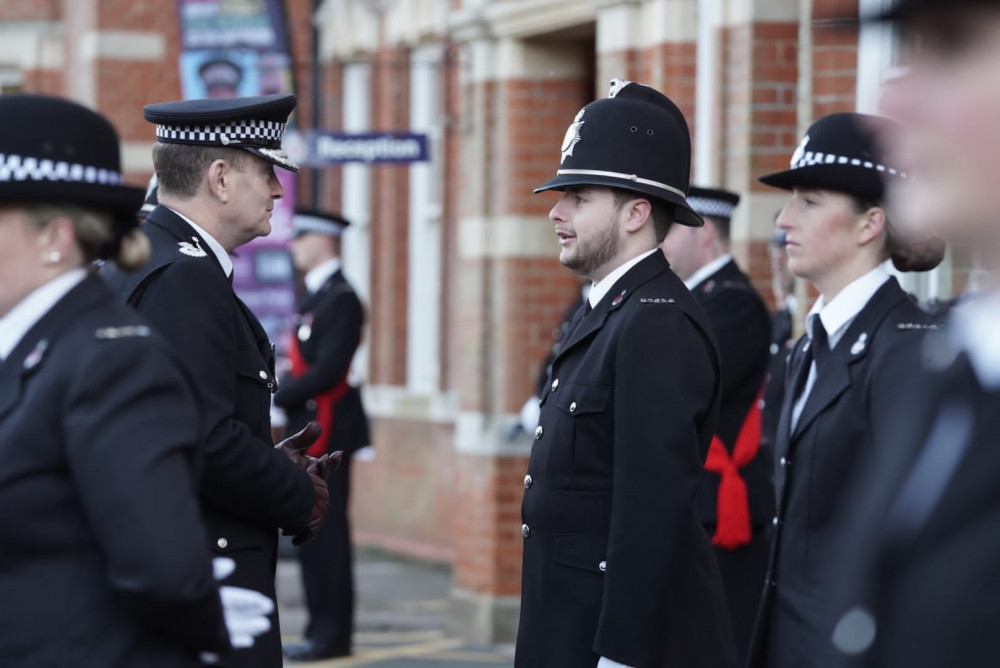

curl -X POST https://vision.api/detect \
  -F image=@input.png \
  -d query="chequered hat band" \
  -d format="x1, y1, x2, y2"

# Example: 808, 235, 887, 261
0, 153, 123, 185
155, 119, 286, 148
792, 151, 905, 177
687, 196, 735, 220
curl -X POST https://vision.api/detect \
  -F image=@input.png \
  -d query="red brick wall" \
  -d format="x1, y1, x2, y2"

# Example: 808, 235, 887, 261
3, 0, 59, 20
812, 0, 859, 118
352, 417, 457, 562
453, 452, 530, 596
369, 44, 411, 386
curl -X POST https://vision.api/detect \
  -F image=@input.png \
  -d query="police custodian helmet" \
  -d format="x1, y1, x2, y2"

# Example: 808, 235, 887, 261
535, 78, 704, 227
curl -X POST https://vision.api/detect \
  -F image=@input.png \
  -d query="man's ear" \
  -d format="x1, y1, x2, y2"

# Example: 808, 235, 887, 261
622, 197, 653, 234
206, 158, 231, 203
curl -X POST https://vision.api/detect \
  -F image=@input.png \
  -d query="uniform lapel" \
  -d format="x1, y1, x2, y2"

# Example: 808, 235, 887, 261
0, 277, 106, 420
553, 252, 669, 364
791, 278, 908, 441
775, 336, 809, 463
144, 206, 228, 279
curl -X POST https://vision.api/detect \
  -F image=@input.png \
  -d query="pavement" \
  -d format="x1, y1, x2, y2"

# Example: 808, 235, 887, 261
277, 547, 515, 667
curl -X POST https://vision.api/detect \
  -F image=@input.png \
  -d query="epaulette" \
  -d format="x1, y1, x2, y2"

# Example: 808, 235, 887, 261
95, 325, 152, 340
897, 322, 940, 331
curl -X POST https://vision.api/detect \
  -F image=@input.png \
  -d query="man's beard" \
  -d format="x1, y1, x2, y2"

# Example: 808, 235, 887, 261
561, 218, 623, 279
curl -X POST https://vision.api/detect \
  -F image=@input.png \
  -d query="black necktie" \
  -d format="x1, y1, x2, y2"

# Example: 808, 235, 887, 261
811, 319, 831, 374
583, 301, 593, 316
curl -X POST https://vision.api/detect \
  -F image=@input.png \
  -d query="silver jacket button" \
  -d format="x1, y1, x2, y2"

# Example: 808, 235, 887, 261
534, 426, 543, 440
217, 537, 228, 549
524, 474, 533, 489
599, 560, 607, 572
569, 401, 577, 413
258, 370, 268, 380
521, 524, 531, 538
551, 378, 559, 392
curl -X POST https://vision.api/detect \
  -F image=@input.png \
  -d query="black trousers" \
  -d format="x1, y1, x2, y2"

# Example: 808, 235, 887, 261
299, 455, 354, 652
711, 527, 771, 665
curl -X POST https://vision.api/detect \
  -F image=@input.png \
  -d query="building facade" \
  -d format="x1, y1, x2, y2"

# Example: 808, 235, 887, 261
0, 0, 971, 644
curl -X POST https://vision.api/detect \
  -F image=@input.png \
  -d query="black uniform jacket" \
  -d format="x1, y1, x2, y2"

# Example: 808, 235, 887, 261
691, 259, 773, 530
274, 269, 369, 454
0, 275, 230, 667
101, 206, 315, 667
829, 325, 1000, 668
748, 278, 933, 668
516, 251, 738, 668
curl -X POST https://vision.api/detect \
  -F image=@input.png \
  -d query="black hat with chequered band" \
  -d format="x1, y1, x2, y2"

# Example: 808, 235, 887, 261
142, 93, 299, 172
688, 186, 741, 223
0, 93, 145, 256
534, 79, 703, 227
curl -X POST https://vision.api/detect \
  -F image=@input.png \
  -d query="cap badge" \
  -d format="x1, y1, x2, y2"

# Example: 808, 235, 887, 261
851, 332, 868, 356
179, 237, 208, 258
23, 339, 48, 371
791, 134, 810, 169
560, 108, 585, 164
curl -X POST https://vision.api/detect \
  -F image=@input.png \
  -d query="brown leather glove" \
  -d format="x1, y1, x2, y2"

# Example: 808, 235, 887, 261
276, 421, 344, 545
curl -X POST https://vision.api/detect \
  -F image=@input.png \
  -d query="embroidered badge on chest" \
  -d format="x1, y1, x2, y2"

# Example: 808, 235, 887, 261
178, 237, 208, 258
560, 108, 585, 164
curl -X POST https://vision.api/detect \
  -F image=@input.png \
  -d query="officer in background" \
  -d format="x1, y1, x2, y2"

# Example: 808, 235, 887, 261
659, 186, 772, 662
827, 1, 1000, 665
101, 94, 335, 668
517, 79, 737, 668
762, 230, 797, 455
276, 209, 370, 661
199, 57, 243, 99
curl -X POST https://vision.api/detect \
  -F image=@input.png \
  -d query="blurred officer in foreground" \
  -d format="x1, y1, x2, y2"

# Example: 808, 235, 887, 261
101, 94, 336, 668
746, 112, 943, 668
276, 209, 368, 661
660, 186, 772, 662
0, 94, 239, 665
517, 78, 737, 668
827, 1, 1000, 665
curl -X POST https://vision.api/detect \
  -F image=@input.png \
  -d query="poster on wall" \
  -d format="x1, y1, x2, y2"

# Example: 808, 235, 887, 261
175, 0, 298, 355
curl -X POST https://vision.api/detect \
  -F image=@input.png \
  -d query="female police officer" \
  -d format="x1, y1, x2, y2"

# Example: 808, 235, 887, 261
0, 94, 234, 666
745, 111, 941, 668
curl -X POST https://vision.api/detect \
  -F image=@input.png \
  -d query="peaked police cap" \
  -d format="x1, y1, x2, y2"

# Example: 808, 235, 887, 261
535, 79, 703, 227
688, 186, 741, 222
143, 93, 299, 172
759, 112, 902, 202
0, 94, 146, 253
293, 207, 351, 238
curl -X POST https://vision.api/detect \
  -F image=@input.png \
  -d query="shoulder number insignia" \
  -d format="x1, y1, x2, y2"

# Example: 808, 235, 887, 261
95, 325, 151, 340
640, 297, 675, 304
178, 237, 208, 258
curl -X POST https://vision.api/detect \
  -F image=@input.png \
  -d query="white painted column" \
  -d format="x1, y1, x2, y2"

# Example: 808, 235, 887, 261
695, 0, 720, 185
407, 44, 443, 393
342, 61, 373, 385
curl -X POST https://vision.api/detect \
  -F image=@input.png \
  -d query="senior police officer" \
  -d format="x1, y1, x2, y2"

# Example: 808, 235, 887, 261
101, 94, 336, 668
515, 79, 737, 668
276, 209, 370, 661
660, 187, 772, 662
826, 1, 1000, 666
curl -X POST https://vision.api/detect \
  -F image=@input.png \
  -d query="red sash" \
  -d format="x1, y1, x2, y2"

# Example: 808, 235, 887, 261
288, 333, 350, 457
703, 386, 764, 550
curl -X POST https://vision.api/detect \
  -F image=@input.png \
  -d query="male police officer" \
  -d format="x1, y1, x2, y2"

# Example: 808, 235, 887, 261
516, 79, 737, 668
660, 187, 772, 662
101, 94, 334, 668
276, 209, 370, 661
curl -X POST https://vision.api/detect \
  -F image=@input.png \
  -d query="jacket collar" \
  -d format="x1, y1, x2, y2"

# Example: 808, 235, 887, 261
789, 277, 910, 442
555, 251, 672, 364
0, 275, 110, 420
144, 205, 229, 279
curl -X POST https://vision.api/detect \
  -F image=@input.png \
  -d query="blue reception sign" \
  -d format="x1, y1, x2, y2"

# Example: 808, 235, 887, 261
287, 130, 430, 166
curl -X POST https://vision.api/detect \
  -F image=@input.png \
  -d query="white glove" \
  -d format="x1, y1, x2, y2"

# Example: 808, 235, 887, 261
598, 657, 635, 668
200, 557, 275, 663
